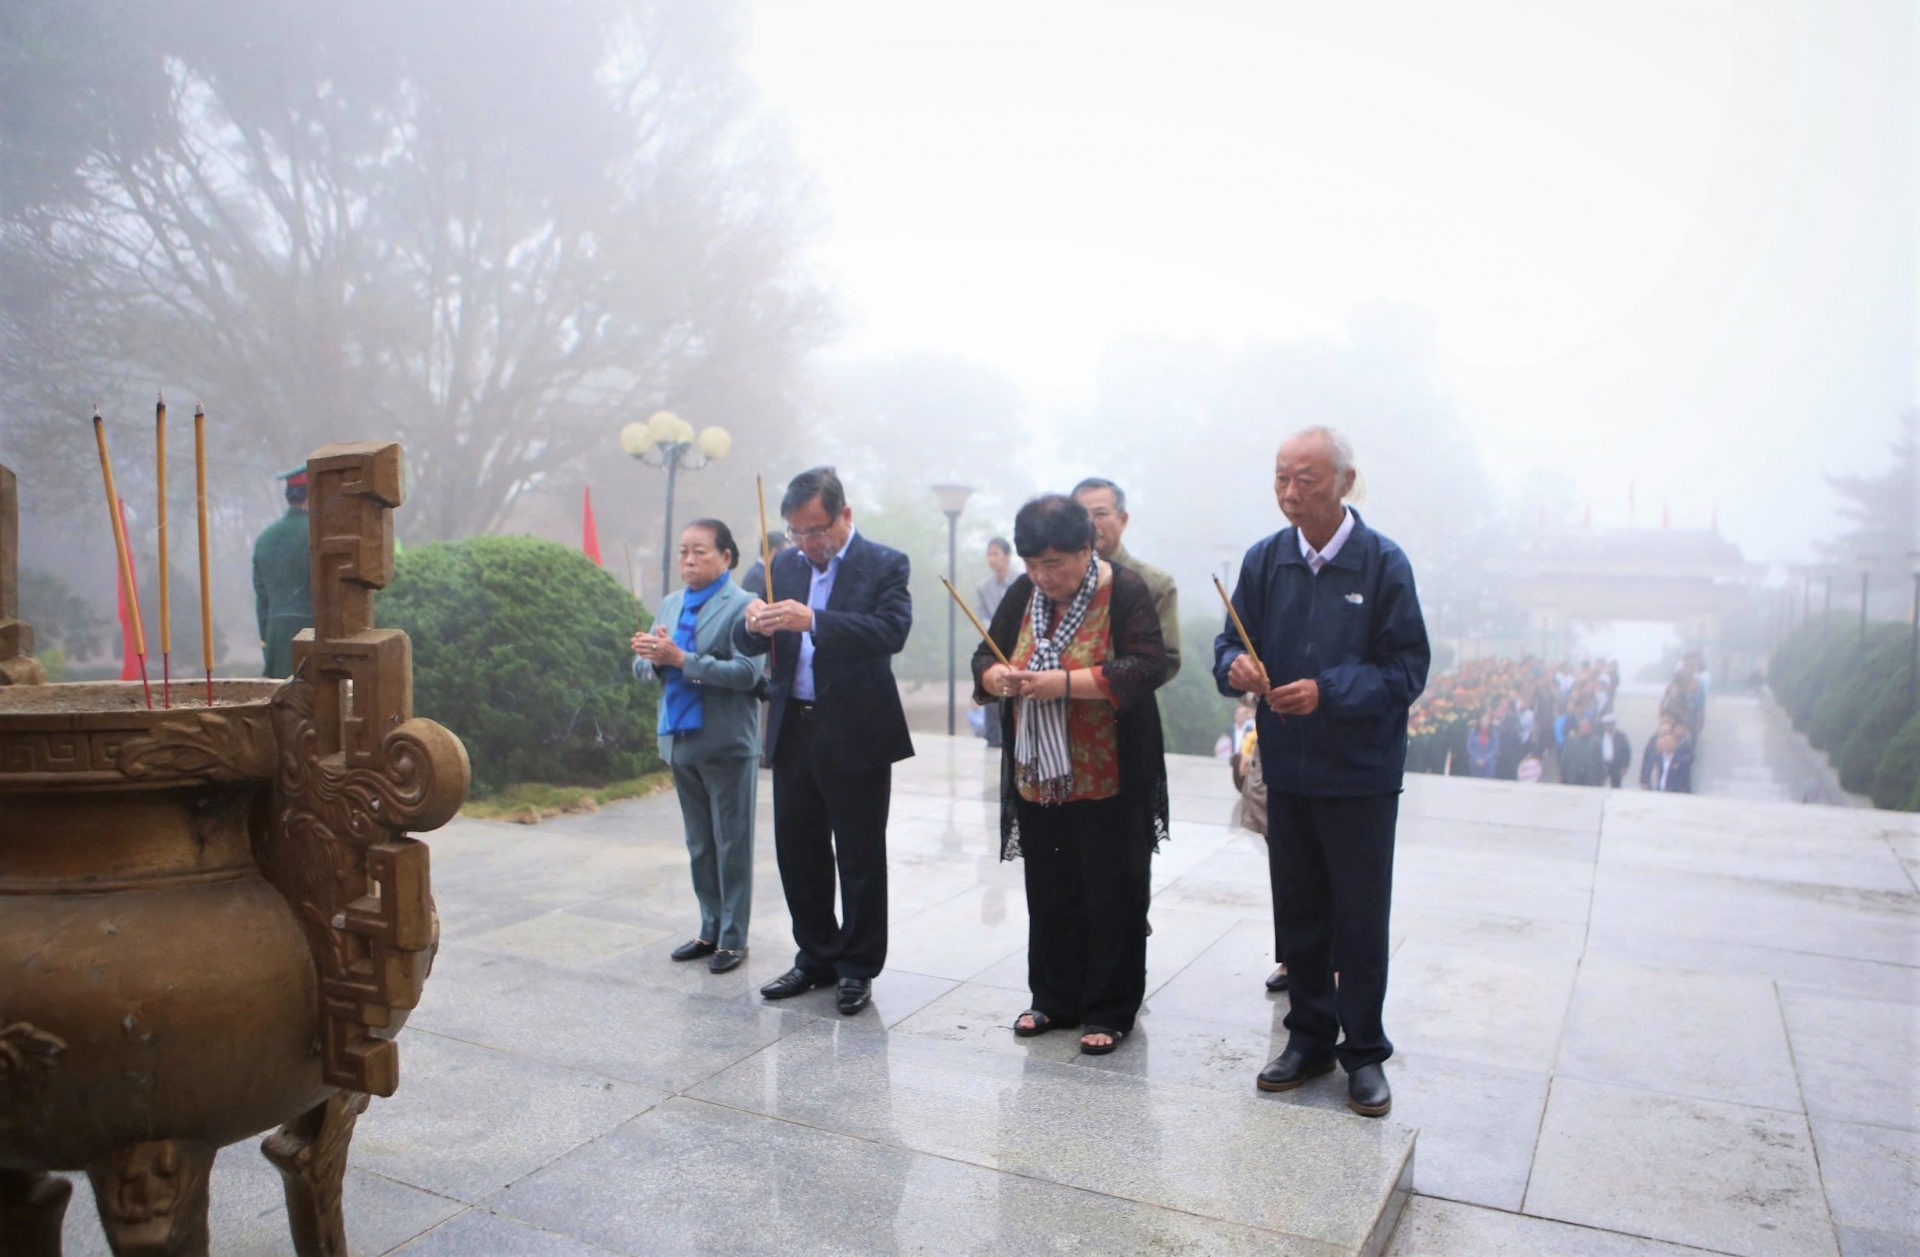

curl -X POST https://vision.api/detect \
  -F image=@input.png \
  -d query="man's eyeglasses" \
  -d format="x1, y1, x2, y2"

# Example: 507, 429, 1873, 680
786, 524, 835, 543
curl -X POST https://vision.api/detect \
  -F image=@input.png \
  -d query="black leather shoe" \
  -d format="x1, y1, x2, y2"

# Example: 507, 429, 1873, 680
760, 966, 833, 999
836, 977, 873, 1015
671, 938, 716, 962
1265, 965, 1289, 993
1256, 1047, 1336, 1092
709, 948, 745, 974
1347, 1063, 1392, 1116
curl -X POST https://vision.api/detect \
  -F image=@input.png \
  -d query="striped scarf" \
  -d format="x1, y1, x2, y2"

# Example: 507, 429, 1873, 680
1015, 558, 1100, 804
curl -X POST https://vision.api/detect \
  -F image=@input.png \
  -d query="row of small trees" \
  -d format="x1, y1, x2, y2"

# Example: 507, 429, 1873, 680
1769, 619, 1920, 809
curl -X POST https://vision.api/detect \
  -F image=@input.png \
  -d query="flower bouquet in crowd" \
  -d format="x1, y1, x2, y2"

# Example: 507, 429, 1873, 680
1407, 656, 1550, 775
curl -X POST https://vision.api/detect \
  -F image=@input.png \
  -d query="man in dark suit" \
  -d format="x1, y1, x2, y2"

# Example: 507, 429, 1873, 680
1642, 726, 1693, 793
735, 467, 914, 1014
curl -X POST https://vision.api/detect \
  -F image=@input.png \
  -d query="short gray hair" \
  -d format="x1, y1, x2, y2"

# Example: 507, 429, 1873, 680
1287, 425, 1356, 477
1071, 476, 1126, 513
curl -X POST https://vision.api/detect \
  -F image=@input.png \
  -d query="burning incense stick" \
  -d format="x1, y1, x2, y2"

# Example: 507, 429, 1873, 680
1212, 574, 1266, 680
92, 410, 151, 708
756, 474, 776, 669
941, 575, 1010, 667
194, 405, 214, 706
155, 392, 170, 706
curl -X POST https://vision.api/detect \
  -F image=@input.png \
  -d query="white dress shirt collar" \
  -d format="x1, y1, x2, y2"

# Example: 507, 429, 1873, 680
1297, 508, 1355, 574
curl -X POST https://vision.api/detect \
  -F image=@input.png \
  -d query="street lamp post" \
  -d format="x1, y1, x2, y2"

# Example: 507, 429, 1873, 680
931, 484, 975, 737
620, 411, 731, 602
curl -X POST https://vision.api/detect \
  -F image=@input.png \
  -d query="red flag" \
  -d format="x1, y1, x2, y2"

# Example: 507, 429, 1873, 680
114, 497, 145, 680
581, 485, 602, 566
1583, 500, 1592, 528
1661, 502, 1670, 529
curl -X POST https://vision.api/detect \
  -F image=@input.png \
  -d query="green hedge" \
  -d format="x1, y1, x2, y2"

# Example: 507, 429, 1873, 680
1769, 620, 1920, 809
1872, 712, 1920, 810
378, 535, 659, 796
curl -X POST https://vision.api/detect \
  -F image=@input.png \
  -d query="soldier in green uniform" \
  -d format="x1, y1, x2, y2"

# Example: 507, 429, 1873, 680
252, 466, 312, 677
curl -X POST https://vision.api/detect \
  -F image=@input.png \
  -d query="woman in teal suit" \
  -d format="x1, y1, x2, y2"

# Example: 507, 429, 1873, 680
632, 519, 765, 973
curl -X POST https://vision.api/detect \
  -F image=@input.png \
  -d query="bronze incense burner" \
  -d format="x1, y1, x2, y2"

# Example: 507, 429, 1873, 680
0, 443, 469, 1257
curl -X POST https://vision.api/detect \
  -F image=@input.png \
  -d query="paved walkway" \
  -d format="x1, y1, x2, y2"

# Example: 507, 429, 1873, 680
53, 737, 1920, 1255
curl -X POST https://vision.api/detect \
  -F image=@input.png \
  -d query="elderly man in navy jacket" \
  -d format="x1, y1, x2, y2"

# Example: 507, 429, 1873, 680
736, 467, 915, 1015
1215, 426, 1429, 1117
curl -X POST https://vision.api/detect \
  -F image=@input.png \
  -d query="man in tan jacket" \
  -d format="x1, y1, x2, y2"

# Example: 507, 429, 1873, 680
1072, 477, 1180, 681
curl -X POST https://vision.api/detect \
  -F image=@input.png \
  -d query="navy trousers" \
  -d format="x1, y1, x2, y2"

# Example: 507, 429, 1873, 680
1268, 789, 1398, 1070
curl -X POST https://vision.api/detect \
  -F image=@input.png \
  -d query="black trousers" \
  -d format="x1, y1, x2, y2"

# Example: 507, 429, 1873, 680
1268, 789, 1398, 1070
1017, 794, 1151, 1034
772, 703, 892, 979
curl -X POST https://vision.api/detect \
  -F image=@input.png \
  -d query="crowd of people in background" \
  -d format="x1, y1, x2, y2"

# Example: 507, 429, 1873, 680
1367, 651, 1712, 792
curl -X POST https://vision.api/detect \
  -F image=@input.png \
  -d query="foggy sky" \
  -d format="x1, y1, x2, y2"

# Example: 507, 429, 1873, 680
743, 0, 1916, 565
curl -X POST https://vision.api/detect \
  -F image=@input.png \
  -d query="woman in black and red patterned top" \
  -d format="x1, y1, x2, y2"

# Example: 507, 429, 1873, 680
973, 494, 1170, 1055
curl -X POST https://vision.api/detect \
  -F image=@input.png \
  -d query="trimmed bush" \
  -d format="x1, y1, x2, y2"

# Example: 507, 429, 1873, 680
378, 535, 659, 795
1871, 712, 1920, 811
1768, 623, 1831, 723
1806, 630, 1901, 751
1837, 680, 1918, 795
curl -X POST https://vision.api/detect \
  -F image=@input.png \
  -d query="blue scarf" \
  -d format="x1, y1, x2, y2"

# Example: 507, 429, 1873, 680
660, 576, 727, 737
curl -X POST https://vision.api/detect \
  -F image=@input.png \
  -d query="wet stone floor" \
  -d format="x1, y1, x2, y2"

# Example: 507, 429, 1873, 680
54, 732, 1920, 1255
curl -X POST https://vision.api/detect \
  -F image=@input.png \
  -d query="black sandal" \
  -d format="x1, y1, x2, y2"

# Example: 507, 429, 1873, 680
1014, 1010, 1071, 1038
1079, 1026, 1125, 1055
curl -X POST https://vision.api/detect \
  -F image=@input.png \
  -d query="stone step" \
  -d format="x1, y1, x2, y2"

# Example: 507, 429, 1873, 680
684, 1018, 1415, 1255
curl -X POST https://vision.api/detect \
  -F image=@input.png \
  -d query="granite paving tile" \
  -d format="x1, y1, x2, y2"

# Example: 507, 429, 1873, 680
1599, 814, 1916, 893
1385, 1196, 1708, 1255
889, 979, 1089, 1062
1556, 956, 1802, 1111
1383, 921, 1583, 1073
1811, 1118, 1920, 1240
1525, 1076, 1836, 1257
386, 1208, 625, 1255
1782, 989, 1920, 1133
1391, 844, 1596, 925
1585, 924, 1920, 1007
886, 883, 1031, 980
1140, 917, 1292, 1029
1149, 869, 1273, 916
686, 1019, 1413, 1250
462, 909, 670, 969
1345, 1054, 1548, 1212
60, 1157, 460, 1257
1837, 1227, 1920, 1257
1401, 774, 1606, 834
1603, 789, 1914, 844
1396, 812, 1601, 864
801, 967, 963, 1031
351, 1029, 666, 1203
492, 1098, 1346, 1256
1589, 863, 1920, 969
407, 964, 816, 1092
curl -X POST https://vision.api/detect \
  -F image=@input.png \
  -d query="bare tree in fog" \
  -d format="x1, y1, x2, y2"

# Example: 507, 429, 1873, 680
0, 0, 825, 539
1818, 411, 1918, 612
1073, 305, 1517, 646
812, 352, 1034, 509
